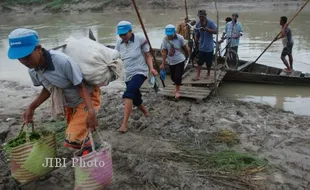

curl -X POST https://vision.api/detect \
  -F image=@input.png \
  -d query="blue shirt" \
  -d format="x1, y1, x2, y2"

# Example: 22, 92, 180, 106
161, 34, 186, 65
115, 34, 149, 82
195, 19, 217, 53
29, 49, 94, 108
224, 21, 243, 47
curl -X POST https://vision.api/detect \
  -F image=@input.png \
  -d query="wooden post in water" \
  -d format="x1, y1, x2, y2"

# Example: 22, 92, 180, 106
213, 1, 220, 95
252, 0, 310, 64
131, 0, 165, 87
184, 0, 189, 41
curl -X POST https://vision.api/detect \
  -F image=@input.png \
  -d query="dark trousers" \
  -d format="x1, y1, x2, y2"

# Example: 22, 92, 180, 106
169, 61, 185, 85
122, 74, 147, 106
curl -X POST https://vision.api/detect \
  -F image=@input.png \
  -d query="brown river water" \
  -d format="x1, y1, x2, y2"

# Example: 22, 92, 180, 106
0, 9, 309, 115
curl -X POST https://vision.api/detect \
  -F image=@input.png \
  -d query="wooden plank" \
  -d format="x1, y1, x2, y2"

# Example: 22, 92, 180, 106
182, 78, 217, 85
237, 61, 253, 71
160, 88, 210, 96
163, 85, 211, 94
182, 68, 195, 79
184, 64, 224, 72
158, 84, 211, 100
182, 70, 221, 84
158, 90, 210, 98
158, 91, 208, 99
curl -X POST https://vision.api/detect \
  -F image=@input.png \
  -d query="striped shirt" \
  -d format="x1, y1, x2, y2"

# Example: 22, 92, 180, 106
224, 21, 243, 47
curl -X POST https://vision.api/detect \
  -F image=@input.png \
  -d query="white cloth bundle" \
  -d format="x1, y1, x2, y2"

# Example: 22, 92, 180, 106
61, 36, 124, 86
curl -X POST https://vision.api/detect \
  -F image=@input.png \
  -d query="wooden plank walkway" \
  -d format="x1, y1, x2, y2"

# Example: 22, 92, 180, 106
182, 69, 223, 85
158, 85, 211, 100
158, 68, 227, 100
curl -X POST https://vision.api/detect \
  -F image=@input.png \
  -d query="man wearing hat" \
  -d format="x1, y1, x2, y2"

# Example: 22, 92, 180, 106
160, 24, 190, 99
115, 21, 158, 133
193, 9, 218, 80
221, 13, 243, 55
7, 28, 101, 149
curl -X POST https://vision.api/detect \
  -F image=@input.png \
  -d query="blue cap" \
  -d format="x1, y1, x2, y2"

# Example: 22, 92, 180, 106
8, 28, 39, 59
165, 24, 176, 36
117, 21, 132, 35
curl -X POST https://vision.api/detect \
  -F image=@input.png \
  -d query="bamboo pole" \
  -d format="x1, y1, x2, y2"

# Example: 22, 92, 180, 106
185, 0, 188, 21
213, 1, 219, 95
252, 0, 310, 64
184, 0, 189, 42
131, 0, 165, 87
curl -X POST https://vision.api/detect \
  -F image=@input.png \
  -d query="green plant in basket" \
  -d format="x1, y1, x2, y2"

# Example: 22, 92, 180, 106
4, 123, 57, 184
5, 131, 40, 149
4, 125, 54, 159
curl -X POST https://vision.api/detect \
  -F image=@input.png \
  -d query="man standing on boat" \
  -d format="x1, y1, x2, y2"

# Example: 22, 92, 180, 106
221, 13, 243, 55
193, 10, 218, 80
274, 16, 294, 72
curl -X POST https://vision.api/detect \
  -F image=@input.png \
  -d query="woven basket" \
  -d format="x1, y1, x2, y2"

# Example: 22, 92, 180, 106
7, 123, 57, 184
73, 129, 113, 190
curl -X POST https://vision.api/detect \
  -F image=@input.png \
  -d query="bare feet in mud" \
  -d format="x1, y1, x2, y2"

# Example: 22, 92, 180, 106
119, 124, 128, 133
175, 91, 180, 99
138, 105, 149, 118
142, 111, 149, 118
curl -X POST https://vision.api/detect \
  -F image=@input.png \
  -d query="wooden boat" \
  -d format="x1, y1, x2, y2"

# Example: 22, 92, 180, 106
224, 60, 310, 86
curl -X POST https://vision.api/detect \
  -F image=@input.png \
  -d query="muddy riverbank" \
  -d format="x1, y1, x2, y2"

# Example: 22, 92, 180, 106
0, 80, 309, 189
0, 0, 308, 16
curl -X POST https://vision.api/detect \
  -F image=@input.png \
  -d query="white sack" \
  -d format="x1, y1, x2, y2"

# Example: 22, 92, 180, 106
60, 36, 124, 86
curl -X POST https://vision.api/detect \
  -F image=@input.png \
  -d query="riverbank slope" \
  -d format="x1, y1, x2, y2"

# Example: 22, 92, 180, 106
1, 0, 308, 16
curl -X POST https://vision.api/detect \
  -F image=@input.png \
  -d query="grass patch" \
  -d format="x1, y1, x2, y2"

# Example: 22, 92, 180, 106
207, 150, 267, 172
214, 129, 240, 146
45, 0, 72, 12
157, 146, 269, 189
2, 0, 73, 11
166, 149, 268, 174
1, 0, 115, 12
2, 0, 44, 6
